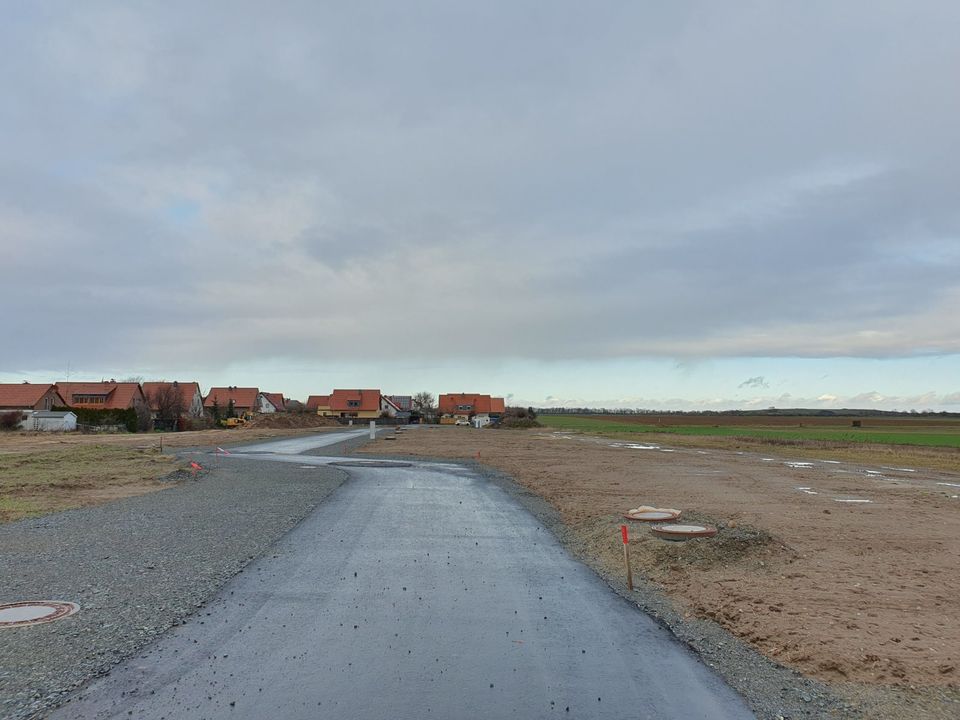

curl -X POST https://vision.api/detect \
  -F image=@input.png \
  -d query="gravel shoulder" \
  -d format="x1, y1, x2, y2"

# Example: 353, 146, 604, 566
0, 454, 349, 720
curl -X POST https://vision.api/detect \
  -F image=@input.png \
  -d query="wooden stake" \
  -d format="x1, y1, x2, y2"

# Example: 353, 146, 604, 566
620, 524, 633, 591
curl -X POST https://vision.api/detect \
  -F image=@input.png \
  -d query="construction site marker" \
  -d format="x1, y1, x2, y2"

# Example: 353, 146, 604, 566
620, 525, 633, 591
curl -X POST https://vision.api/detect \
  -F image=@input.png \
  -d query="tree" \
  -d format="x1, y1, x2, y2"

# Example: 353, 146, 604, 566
149, 383, 186, 432
412, 392, 435, 413
226, 399, 237, 419
412, 392, 436, 424
211, 398, 222, 423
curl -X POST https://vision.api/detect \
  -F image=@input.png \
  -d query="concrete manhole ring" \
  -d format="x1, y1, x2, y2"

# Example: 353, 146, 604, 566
650, 524, 718, 541
330, 460, 413, 468
624, 510, 682, 522
0, 601, 79, 628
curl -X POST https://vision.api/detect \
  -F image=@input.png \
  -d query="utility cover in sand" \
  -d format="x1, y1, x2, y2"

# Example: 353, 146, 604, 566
651, 524, 718, 541
0, 601, 79, 628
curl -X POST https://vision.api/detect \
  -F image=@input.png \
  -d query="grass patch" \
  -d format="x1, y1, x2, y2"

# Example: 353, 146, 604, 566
0, 445, 179, 522
542, 415, 960, 448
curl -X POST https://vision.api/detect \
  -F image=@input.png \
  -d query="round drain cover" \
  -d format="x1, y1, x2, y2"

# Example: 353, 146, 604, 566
650, 524, 718, 541
0, 601, 79, 628
624, 509, 681, 522
330, 460, 412, 468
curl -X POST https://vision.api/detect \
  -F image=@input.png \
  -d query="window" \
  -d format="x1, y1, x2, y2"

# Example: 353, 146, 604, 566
347, 400, 361, 408
458, 404, 473, 412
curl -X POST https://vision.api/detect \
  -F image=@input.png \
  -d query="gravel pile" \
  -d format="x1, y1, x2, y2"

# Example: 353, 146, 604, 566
0, 455, 348, 720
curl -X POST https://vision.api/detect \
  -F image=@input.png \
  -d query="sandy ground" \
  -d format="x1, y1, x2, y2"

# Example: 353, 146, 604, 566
361, 427, 960, 700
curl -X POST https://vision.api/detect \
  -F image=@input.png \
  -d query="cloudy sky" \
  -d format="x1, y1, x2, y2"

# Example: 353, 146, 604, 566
3, 1, 959, 410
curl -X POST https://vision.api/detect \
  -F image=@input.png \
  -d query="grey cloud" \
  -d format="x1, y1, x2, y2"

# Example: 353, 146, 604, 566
2, 2, 960, 371
738, 377, 769, 390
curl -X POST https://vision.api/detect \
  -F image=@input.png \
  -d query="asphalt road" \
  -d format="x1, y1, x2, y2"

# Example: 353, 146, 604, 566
52, 436, 754, 719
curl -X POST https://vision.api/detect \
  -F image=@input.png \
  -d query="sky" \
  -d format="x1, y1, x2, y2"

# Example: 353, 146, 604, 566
2, 1, 959, 411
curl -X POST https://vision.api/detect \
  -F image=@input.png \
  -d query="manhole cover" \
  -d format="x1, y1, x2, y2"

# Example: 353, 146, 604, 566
330, 460, 412, 468
624, 509, 681, 522
0, 601, 79, 628
650, 524, 718, 541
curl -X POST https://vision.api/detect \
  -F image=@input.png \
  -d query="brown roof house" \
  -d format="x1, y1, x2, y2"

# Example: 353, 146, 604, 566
0, 383, 66, 413
262, 393, 286, 412
143, 381, 205, 430
55, 381, 152, 431
56, 381, 149, 411
438, 393, 506, 426
203, 387, 278, 417
0, 383, 67, 429
310, 390, 400, 419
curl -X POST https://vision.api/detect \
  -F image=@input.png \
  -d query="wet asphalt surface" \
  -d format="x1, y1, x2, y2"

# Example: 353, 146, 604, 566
48, 434, 754, 719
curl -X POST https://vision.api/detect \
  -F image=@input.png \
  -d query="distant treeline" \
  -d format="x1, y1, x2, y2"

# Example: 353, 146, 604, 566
537, 407, 960, 418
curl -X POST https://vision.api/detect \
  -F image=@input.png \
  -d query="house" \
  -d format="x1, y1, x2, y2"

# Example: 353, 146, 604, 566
262, 393, 286, 412
387, 395, 413, 412
438, 393, 506, 425
142, 381, 205, 419
55, 381, 149, 412
203, 387, 266, 417
305, 395, 330, 414
26, 411, 77, 432
0, 383, 66, 413
311, 389, 400, 419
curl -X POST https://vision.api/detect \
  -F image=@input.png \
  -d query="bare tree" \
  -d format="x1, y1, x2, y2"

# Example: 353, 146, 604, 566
412, 392, 435, 413
149, 384, 186, 431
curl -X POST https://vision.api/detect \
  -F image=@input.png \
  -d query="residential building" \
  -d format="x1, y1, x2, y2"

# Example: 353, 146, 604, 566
305, 395, 330, 414
262, 393, 286, 412
387, 395, 413, 412
142, 381, 205, 419
55, 381, 149, 412
0, 383, 66, 413
203, 387, 268, 416
311, 389, 400, 419
438, 393, 506, 425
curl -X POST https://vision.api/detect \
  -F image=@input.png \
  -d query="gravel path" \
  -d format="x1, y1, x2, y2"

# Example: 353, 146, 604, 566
0, 455, 349, 720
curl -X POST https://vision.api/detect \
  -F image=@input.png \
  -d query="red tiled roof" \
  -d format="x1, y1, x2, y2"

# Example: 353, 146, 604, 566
55, 381, 145, 410
0, 383, 64, 409
204, 387, 260, 410
438, 393, 505, 415
329, 389, 381, 413
305, 395, 330, 410
142, 382, 201, 412
262, 393, 285, 411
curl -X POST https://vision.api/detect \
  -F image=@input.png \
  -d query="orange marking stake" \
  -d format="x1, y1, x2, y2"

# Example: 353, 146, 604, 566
620, 524, 633, 591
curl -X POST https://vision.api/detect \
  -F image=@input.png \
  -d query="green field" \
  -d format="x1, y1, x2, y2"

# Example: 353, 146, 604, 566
540, 415, 960, 449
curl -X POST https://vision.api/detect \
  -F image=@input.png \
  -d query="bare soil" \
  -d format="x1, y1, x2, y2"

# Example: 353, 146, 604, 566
362, 427, 960, 712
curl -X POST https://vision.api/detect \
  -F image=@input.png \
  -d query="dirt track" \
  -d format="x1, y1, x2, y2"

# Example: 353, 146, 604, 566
362, 428, 960, 703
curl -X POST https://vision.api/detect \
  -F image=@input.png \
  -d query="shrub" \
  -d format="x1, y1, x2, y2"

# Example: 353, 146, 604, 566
0, 411, 23, 430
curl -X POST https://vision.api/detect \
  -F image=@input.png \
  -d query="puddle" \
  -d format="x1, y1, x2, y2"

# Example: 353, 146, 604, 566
818, 460, 842, 465
785, 462, 815, 469
833, 498, 873, 504
329, 461, 413, 468
882, 466, 917, 472
936, 482, 960, 488
864, 470, 884, 476
796, 487, 819, 495
658, 449, 675, 453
